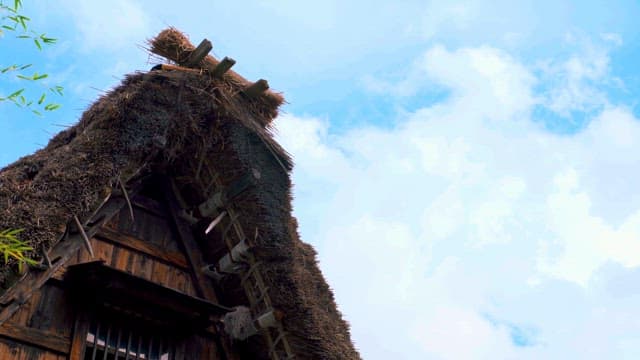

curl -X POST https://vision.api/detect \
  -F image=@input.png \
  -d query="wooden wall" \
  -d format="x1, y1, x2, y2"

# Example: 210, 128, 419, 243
0, 191, 221, 359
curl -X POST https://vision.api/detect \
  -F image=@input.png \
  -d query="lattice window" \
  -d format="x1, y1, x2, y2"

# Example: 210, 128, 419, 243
82, 314, 174, 360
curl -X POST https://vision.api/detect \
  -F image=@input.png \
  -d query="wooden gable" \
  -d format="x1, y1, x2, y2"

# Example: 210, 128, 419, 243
0, 176, 239, 359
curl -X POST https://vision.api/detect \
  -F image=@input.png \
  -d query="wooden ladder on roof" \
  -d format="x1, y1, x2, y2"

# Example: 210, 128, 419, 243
221, 208, 295, 360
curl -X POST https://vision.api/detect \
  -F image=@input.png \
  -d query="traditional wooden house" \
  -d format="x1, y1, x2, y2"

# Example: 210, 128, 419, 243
0, 28, 359, 360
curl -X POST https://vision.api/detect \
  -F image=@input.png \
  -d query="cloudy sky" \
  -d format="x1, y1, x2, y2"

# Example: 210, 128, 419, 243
3, 1, 640, 358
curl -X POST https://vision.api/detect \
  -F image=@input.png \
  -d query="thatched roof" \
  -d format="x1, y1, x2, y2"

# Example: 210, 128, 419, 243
0, 28, 359, 359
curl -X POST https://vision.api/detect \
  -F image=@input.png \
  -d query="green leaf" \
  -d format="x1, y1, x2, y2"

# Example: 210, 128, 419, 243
19, 64, 31, 70
33, 73, 47, 80
31, 109, 42, 116
8, 88, 24, 99
16, 34, 29, 39
16, 74, 30, 80
33, 38, 41, 50
1, 25, 15, 31
50, 85, 64, 96
17, 15, 29, 30
14, 0, 22, 11
40, 34, 56, 44
44, 103, 60, 111
1, 65, 17, 73
37, 93, 45, 104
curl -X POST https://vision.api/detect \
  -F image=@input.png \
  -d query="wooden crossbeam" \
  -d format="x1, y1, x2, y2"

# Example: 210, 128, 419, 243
185, 39, 213, 67
213, 57, 236, 78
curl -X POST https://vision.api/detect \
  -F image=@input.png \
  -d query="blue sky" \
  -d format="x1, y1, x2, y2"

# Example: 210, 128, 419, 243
4, 1, 640, 359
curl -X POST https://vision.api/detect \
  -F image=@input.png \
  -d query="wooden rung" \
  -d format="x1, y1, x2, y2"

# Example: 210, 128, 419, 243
185, 39, 213, 67
243, 79, 269, 98
213, 57, 236, 78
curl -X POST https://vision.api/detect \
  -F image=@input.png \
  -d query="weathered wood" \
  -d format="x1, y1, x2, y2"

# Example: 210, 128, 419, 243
131, 195, 166, 218
0, 191, 135, 325
212, 57, 236, 78
119, 175, 135, 223
0, 322, 70, 354
243, 79, 269, 98
73, 214, 94, 258
69, 310, 89, 360
95, 227, 189, 270
185, 39, 213, 67
164, 179, 219, 303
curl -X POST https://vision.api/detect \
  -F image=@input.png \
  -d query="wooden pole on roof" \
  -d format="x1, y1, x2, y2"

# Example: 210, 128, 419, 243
185, 39, 213, 67
213, 57, 236, 78
243, 79, 269, 98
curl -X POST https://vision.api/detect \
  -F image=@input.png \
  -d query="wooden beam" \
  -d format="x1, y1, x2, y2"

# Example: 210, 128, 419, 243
212, 57, 235, 78
243, 79, 270, 99
95, 228, 189, 269
73, 214, 93, 258
185, 39, 213, 67
163, 179, 219, 303
0, 318, 71, 354
0, 186, 140, 325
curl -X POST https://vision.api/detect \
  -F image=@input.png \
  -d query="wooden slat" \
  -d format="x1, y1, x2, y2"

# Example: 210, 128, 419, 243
95, 227, 189, 269
0, 322, 70, 354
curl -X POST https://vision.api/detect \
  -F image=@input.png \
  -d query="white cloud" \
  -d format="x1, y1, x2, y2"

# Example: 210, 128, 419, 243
60, 0, 151, 52
275, 39, 640, 358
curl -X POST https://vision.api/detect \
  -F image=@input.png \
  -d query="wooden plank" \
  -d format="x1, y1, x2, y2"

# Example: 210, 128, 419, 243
96, 227, 189, 269
68, 311, 89, 360
0, 322, 70, 354
163, 179, 219, 303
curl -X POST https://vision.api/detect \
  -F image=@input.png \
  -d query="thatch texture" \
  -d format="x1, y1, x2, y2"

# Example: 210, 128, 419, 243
0, 29, 359, 359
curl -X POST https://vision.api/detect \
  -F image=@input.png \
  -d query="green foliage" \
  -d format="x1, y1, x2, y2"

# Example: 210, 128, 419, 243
0, 228, 37, 272
0, 0, 63, 115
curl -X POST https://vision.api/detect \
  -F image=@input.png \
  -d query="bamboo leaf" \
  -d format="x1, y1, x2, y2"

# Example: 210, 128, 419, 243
33, 38, 41, 50
37, 93, 45, 104
16, 74, 30, 80
44, 103, 60, 111
33, 73, 48, 80
8, 88, 24, 98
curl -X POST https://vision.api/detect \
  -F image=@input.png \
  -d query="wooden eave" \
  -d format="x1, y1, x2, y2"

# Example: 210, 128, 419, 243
65, 260, 230, 328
